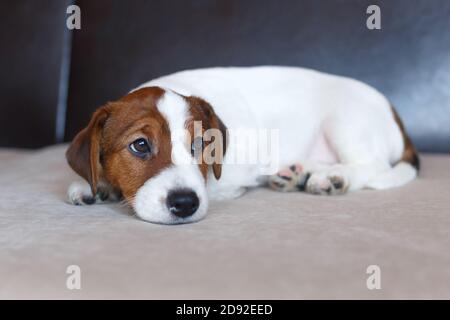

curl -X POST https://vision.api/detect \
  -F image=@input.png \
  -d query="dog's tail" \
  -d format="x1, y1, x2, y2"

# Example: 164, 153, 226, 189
366, 106, 420, 190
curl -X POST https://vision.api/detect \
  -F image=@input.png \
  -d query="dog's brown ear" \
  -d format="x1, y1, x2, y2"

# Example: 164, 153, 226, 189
188, 96, 228, 180
209, 113, 227, 180
66, 107, 109, 195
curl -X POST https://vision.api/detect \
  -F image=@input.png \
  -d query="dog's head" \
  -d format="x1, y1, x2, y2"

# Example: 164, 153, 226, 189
66, 87, 227, 224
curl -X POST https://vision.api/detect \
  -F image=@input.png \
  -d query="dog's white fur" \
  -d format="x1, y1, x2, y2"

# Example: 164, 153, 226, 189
69, 66, 416, 224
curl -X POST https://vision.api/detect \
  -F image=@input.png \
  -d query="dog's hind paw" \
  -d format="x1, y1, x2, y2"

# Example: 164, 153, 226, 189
305, 173, 348, 195
268, 164, 310, 192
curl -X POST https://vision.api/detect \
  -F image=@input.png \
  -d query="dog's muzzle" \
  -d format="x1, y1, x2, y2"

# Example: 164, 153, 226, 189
133, 165, 208, 224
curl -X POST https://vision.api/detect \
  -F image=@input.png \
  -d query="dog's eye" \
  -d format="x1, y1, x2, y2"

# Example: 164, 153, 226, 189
129, 138, 152, 158
191, 137, 204, 158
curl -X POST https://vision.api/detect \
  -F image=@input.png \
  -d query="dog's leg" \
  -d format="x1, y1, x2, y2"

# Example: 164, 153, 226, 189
269, 161, 388, 195
304, 162, 389, 195
67, 180, 121, 205
270, 112, 398, 195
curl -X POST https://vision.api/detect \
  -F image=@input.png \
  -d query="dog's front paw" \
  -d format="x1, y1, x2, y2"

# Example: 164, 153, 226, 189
268, 164, 310, 192
67, 181, 97, 205
305, 173, 348, 195
67, 181, 119, 205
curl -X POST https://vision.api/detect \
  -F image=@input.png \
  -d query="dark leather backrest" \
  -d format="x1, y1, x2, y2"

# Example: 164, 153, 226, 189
65, 0, 450, 152
1, 1, 449, 152
0, 0, 71, 148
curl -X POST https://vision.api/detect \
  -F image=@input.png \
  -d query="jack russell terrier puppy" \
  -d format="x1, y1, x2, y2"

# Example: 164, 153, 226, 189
66, 66, 419, 224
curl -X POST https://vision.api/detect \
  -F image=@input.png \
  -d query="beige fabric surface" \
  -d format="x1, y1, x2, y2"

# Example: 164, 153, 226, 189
0, 144, 449, 299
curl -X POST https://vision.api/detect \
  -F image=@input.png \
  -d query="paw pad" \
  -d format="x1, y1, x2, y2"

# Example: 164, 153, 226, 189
289, 164, 303, 174
269, 164, 309, 192
81, 196, 96, 205
329, 175, 344, 190
306, 174, 347, 195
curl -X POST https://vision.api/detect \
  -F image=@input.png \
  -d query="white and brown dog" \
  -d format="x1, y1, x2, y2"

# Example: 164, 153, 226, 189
66, 66, 419, 224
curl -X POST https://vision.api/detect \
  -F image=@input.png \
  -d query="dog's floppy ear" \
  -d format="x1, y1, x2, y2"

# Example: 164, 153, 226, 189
208, 111, 227, 180
66, 107, 109, 196
188, 96, 228, 180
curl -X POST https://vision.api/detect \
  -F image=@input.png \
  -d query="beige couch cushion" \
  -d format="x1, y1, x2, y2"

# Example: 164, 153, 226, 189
0, 145, 449, 299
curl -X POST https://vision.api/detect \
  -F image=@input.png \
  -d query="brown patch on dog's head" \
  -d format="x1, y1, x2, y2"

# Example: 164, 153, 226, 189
66, 87, 173, 201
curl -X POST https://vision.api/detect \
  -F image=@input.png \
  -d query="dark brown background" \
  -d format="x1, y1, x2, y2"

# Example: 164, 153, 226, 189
1, 0, 449, 152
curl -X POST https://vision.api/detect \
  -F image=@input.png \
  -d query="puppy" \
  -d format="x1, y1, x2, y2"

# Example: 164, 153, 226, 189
66, 66, 419, 224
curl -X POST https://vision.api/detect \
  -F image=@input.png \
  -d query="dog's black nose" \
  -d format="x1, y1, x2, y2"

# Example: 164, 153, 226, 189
166, 189, 200, 218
